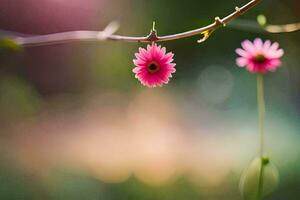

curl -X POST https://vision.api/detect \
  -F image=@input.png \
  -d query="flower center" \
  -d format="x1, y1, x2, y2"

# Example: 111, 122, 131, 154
147, 62, 160, 73
255, 54, 266, 64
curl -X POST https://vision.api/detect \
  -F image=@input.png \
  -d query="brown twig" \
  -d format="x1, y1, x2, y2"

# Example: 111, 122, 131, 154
9, 0, 262, 47
265, 22, 300, 33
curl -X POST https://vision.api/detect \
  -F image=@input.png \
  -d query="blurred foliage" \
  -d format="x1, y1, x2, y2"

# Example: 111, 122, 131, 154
0, 75, 41, 119
257, 15, 268, 27
239, 158, 279, 200
0, 38, 21, 53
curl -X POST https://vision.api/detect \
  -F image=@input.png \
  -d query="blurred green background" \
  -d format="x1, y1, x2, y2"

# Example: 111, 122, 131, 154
0, 0, 299, 199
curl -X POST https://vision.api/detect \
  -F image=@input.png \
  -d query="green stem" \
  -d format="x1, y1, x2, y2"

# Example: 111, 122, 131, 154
152, 21, 156, 31
256, 73, 266, 200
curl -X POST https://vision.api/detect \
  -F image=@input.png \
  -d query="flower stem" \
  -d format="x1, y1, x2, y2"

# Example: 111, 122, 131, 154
256, 73, 266, 200
152, 21, 156, 32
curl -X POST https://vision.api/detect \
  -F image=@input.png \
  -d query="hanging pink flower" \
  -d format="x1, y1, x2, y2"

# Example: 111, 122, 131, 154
236, 38, 284, 73
133, 43, 176, 87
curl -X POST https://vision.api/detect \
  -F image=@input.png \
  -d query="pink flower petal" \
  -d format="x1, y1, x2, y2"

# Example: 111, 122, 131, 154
236, 57, 249, 67
138, 47, 150, 60
241, 40, 258, 55
134, 53, 147, 62
267, 59, 282, 71
236, 48, 251, 58
133, 43, 176, 87
253, 38, 263, 51
262, 40, 271, 53
236, 38, 284, 73
160, 47, 166, 55
269, 42, 279, 52
268, 49, 284, 59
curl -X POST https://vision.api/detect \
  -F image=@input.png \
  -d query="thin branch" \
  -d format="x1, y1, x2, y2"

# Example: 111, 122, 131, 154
229, 19, 300, 34
13, 21, 120, 47
265, 22, 300, 33
7, 0, 262, 47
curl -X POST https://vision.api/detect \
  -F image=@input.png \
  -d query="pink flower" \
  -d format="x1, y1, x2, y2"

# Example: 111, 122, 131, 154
133, 43, 176, 87
236, 38, 284, 73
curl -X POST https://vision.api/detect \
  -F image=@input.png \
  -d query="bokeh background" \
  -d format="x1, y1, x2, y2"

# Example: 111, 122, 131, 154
0, 0, 299, 199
